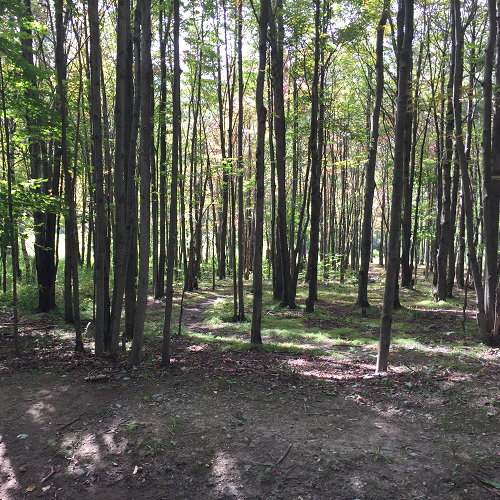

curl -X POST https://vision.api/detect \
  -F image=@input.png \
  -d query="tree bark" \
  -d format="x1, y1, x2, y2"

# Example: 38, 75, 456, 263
305, 0, 322, 313
452, 0, 489, 341
269, 0, 295, 308
251, 0, 268, 344
237, 0, 245, 321
162, 0, 180, 366
357, 0, 388, 308
482, 0, 500, 331
377, 0, 413, 373
89, 0, 109, 354
131, 0, 152, 366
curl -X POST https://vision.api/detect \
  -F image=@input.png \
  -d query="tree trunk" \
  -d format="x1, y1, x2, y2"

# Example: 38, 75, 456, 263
131, 0, 152, 366
452, 0, 489, 341
237, 0, 245, 321
305, 0, 322, 313
156, 6, 170, 298
0, 59, 19, 356
251, 0, 268, 344
89, 0, 109, 354
357, 0, 388, 307
162, 0, 180, 366
22, 0, 57, 313
377, 0, 413, 373
482, 0, 500, 331
436, 66, 455, 301
109, 0, 135, 355
269, 0, 295, 308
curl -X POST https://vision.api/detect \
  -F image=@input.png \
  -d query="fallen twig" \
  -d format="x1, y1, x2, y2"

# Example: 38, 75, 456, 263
41, 466, 59, 483
275, 443, 292, 466
85, 373, 109, 382
470, 474, 500, 496
162, 424, 175, 435
57, 411, 86, 434
104, 416, 132, 433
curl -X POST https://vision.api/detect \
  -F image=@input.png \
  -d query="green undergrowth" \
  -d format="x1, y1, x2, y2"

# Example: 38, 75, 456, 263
173, 268, 490, 378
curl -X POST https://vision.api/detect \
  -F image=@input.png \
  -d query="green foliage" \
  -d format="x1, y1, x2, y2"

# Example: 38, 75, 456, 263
0, 179, 65, 253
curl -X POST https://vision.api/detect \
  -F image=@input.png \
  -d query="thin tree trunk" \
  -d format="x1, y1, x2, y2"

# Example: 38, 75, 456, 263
357, 0, 388, 307
162, 0, 180, 366
89, 0, 108, 354
305, 0, 322, 312
452, 0, 488, 341
269, 0, 295, 308
131, 0, 152, 365
237, 0, 245, 321
482, 0, 499, 331
377, 0, 413, 373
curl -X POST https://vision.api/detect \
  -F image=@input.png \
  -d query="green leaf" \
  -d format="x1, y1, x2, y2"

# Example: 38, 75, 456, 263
472, 474, 500, 489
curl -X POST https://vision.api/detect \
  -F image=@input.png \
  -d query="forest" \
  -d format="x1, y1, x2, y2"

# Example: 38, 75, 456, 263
4, 0, 500, 497
0, 0, 500, 368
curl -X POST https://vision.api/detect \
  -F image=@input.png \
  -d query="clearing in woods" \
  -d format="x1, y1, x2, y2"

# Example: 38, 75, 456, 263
1, 269, 500, 499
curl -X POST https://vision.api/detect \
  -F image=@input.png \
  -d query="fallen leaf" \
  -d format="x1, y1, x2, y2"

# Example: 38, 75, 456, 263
26, 484, 36, 492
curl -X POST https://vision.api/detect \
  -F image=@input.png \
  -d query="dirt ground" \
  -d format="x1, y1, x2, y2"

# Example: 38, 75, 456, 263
2, 290, 500, 499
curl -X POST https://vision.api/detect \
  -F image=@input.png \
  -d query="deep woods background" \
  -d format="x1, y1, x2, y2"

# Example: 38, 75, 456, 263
0, 0, 499, 372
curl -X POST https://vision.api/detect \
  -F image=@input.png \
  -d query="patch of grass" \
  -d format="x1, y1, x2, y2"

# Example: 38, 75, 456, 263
138, 391, 153, 403
124, 422, 141, 432
367, 445, 393, 463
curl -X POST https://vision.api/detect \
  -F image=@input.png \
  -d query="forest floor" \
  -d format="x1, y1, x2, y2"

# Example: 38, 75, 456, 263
2, 267, 500, 499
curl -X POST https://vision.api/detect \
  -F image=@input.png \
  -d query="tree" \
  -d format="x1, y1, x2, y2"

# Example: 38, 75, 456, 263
21, 0, 58, 314
377, 0, 413, 373
269, 0, 295, 309
250, 0, 269, 344
452, 0, 488, 341
357, 0, 388, 308
162, 0, 181, 367
131, 0, 152, 366
55, 0, 83, 351
89, 0, 109, 355
305, 0, 322, 313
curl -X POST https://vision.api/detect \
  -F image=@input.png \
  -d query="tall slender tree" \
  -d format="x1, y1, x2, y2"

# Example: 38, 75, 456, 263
250, 0, 269, 344
357, 0, 388, 308
131, 0, 152, 366
377, 0, 413, 373
162, 0, 181, 367
88, 0, 108, 355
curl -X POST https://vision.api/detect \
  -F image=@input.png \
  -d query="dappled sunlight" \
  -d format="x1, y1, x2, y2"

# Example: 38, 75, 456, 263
26, 401, 56, 424
212, 451, 242, 497
71, 433, 100, 461
288, 356, 377, 380
0, 442, 20, 498
187, 343, 210, 352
